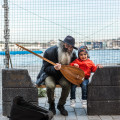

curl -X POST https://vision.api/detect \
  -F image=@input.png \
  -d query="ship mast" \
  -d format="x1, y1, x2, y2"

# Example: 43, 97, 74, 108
3, 0, 10, 68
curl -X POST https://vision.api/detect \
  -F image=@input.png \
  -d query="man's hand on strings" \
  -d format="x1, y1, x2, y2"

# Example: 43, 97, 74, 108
54, 63, 61, 70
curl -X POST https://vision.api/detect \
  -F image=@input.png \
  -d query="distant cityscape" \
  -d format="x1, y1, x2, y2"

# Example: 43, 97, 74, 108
0, 37, 120, 51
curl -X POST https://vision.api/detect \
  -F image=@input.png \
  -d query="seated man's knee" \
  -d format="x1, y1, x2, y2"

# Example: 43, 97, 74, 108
47, 83, 55, 90
45, 76, 56, 89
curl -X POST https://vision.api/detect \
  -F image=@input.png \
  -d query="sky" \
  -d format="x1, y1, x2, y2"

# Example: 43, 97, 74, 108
0, 0, 120, 43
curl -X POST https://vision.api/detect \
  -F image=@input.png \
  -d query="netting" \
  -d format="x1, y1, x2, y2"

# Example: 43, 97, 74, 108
0, 0, 120, 83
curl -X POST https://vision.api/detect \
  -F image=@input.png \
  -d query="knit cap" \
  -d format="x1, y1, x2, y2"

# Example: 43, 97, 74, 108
78, 46, 90, 58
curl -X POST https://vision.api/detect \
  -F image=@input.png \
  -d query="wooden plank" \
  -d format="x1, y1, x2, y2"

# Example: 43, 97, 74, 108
37, 85, 61, 88
37, 85, 81, 88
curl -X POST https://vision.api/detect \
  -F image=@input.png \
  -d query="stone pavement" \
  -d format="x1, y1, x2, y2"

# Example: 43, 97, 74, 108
0, 69, 120, 120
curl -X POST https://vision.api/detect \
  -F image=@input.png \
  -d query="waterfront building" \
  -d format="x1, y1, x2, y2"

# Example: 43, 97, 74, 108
93, 42, 103, 49
84, 41, 93, 50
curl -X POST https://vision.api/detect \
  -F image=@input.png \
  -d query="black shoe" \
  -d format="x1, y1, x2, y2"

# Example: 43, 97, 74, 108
49, 103, 56, 115
57, 105, 68, 116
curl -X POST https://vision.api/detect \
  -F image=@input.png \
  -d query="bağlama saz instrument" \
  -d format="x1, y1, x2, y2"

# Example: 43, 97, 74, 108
16, 44, 85, 85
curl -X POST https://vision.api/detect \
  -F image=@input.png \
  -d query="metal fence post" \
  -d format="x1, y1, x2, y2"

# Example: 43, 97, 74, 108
3, 0, 10, 68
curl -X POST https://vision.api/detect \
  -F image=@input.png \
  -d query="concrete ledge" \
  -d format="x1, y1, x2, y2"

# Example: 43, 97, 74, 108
89, 66, 120, 86
2, 69, 35, 88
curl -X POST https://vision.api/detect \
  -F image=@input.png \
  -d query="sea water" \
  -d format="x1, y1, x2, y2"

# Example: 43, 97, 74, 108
0, 49, 120, 68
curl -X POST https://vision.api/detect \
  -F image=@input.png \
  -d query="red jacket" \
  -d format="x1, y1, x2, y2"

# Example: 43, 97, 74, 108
70, 58, 97, 79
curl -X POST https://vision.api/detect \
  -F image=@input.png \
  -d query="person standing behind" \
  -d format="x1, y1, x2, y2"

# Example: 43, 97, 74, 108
70, 46, 103, 107
36, 36, 77, 116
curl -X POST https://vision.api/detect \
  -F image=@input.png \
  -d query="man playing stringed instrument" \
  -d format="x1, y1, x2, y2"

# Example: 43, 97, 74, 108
36, 36, 78, 116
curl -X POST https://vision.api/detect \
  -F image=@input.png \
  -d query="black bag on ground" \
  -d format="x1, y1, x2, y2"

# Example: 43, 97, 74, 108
8, 96, 53, 120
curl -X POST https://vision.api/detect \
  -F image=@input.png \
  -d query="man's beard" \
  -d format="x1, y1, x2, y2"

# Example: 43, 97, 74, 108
62, 45, 73, 55
58, 44, 73, 65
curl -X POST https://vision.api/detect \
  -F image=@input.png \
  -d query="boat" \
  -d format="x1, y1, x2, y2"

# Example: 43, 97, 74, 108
0, 51, 43, 55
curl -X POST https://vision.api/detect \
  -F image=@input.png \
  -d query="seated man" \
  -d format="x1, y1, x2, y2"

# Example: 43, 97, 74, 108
36, 35, 77, 116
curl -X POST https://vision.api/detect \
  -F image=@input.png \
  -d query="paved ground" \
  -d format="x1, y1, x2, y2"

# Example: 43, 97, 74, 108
0, 68, 120, 120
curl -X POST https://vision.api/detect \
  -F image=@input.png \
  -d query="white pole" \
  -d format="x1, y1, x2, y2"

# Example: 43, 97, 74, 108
3, 0, 10, 68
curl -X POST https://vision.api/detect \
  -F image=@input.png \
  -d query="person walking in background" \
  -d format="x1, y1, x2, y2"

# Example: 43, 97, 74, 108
36, 35, 77, 116
70, 46, 103, 107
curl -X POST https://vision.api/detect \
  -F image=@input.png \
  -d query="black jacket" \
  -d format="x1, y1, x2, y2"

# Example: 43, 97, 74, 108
36, 45, 77, 86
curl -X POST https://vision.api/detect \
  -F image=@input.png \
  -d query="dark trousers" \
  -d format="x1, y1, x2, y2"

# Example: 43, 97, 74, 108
70, 79, 89, 100
45, 76, 71, 105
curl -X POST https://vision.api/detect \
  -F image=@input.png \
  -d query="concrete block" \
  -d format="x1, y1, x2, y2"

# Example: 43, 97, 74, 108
88, 86, 120, 101
2, 68, 38, 116
87, 66, 120, 115
2, 69, 35, 88
87, 101, 120, 115
89, 66, 120, 86
2, 88, 38, 102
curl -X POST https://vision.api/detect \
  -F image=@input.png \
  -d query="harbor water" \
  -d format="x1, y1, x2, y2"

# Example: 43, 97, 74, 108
0, 49, 120, 68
